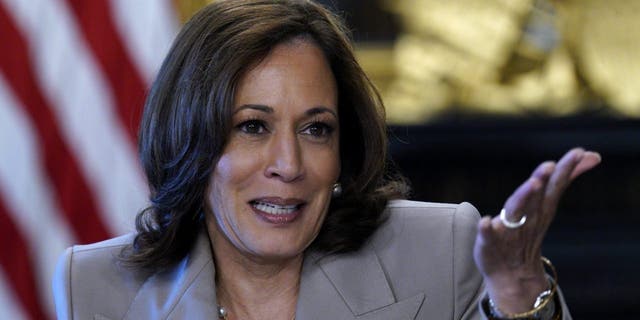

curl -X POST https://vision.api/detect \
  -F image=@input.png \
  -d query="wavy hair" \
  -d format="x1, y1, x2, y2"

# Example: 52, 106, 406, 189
122, 0, 408, 271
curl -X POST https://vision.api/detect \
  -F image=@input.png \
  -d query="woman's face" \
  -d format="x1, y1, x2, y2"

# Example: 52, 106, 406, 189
206, 39, 340, 262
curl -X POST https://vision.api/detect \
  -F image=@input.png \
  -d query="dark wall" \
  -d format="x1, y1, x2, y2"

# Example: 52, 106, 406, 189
315, 0, 398, 42
316, 1, 639, 317
389, 115, 640, 319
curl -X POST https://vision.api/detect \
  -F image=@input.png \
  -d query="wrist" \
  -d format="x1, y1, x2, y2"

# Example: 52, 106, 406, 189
484, 291, 558, 320
486, 274, 549, 313
482, 257, 560, 320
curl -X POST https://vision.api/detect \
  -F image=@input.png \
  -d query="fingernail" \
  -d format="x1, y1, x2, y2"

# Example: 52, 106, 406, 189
528, 177, 542, 191
543, 162, 555, 174
585, 151, 602, 163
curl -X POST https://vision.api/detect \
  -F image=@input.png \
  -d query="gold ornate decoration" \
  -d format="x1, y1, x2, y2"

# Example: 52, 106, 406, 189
174, 0, 640, 123
555, 0, 640, 117
358, 0, 640, 123
174, 0, 211, 24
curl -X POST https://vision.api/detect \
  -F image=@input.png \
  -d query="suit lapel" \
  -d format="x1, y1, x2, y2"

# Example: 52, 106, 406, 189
298, 247, 425, 320
296, 251, 356, 319
121, 230, 424, 319
123, 231, 218, 320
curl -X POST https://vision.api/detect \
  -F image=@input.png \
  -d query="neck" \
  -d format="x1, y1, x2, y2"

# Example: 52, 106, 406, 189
207, 220, 302, 320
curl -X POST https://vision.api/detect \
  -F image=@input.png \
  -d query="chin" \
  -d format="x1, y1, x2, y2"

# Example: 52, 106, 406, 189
258, 233, 309, 254
250, 245, 306, 262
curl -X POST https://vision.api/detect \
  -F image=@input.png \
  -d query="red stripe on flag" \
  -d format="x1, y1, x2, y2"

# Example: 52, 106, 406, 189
66, 0, 147, 143
0, 195, 49, 320
0, 3, 110, 244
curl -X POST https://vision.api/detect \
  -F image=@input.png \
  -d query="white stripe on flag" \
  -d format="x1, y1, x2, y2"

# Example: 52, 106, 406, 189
111, 0, 178, 83
3, 0, 150, 236
0, 74, 74, 319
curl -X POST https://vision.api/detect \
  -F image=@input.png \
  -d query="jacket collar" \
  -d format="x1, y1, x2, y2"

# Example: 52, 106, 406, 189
123, 231, 218, 320
121, 230, 424, 320
297, 248, 424, 320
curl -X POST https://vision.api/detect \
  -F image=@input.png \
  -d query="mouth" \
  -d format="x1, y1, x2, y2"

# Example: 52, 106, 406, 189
249, 198, 306, 224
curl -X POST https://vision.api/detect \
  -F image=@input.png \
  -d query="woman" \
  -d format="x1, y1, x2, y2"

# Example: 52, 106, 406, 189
53, 1, 600, 319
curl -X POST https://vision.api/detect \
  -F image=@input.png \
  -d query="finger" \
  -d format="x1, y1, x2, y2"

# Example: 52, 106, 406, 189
569, 151, 601, 180
545, 148, 585, 204
477, 216, 496, 245
520, 161, 555, 223
501, 170, 547, 225
531, 161, 555, 181
475, 216, 504, 274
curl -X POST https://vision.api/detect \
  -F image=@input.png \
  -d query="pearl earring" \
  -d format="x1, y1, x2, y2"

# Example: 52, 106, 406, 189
332, 183, 342, 197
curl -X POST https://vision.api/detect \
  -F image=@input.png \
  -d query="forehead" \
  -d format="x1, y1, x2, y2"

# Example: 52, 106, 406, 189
233, 39, 338, 112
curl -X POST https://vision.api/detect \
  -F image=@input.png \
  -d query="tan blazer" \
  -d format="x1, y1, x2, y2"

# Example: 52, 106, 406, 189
52, 200, 571, 319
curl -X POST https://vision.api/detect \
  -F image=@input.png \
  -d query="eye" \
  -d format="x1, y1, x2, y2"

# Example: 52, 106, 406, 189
301, 122, 334, 138
237, 119, 268, 135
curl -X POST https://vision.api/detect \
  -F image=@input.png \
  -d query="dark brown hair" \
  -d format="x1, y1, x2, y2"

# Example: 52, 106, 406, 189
124, 0, 408, 271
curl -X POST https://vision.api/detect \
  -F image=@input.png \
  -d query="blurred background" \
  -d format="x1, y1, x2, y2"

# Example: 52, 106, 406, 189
0, 0, 638, 319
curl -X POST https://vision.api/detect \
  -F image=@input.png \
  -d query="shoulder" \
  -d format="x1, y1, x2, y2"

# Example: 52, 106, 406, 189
380, 199, 480, 240
57, 233, 136, 279
67, 233, 134, 261
365, 200, 484, 318
384, 199, 479, 216
53, 234, 146, 319
372, 198, 480, 247
372, 200, 481, 269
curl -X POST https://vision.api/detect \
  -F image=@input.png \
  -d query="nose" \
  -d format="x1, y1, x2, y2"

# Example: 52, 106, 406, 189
264, 131, 304, 182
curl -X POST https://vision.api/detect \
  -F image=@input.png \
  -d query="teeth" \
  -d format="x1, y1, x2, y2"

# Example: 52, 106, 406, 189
252, 201, 299, 215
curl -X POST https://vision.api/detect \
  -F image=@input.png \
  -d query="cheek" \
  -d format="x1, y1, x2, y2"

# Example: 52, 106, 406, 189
207, 155, 253, 236
207, 153, 251, 215
326, 139, 341, 180
328, 154, 341, 181
332, 133, 341, 179
305, 147, 340, 185
213, 150, 257, 189
214, 154, 233, 182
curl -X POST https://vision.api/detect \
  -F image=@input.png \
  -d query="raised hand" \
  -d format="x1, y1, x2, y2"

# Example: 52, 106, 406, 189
473, 148, 601, 314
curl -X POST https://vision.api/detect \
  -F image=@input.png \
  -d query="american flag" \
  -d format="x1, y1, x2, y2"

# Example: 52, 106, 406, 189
0, 0, 179, 318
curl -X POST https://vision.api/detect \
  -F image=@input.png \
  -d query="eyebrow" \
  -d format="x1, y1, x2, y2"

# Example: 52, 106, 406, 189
233, 104, 338, 118
233, 104, 273, 114
306, 106, 337, 118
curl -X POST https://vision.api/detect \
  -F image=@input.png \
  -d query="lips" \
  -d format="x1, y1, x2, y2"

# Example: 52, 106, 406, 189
249, 198, 305, 224
253, 202, 299, 214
